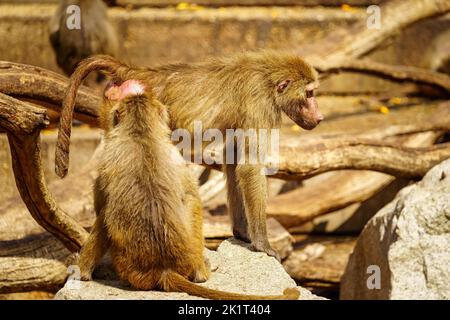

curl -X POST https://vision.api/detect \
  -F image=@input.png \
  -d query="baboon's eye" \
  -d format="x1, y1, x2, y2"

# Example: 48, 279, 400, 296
306, 90, 314, 98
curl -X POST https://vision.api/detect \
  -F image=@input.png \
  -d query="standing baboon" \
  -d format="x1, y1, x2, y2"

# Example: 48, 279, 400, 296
76, 74, 299, 299
49, 0, 118, 76
56, 51, 323, 259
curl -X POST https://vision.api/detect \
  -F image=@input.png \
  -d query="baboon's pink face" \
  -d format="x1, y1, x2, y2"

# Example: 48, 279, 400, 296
275, 80, 324, 130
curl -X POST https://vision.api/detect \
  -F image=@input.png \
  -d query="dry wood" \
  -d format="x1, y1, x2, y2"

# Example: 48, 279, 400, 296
276, 139, 450, 180
267, 131, 441, 228
289, 178, 409, 234
267, 170, 393, 228
199, 172, 226, 203
0, 93, 49, 134
7, 133, 89, 252
0, 257, 67, 294
283, 236, 356, 284
0, 61, 100, 125
303, 0, 450, 65
200, 138, 450, 181
317, 59, 450, 94
0, 94, 89, 252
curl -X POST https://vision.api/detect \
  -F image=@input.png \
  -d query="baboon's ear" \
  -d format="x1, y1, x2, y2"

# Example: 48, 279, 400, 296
276, 80, 291, 93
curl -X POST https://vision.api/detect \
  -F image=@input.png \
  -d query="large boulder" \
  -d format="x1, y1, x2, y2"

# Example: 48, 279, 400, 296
340, 159, 450, 299
55, 239, 325, 300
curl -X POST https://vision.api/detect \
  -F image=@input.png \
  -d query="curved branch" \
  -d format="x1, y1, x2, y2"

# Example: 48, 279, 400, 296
0, 93, 49, 134
303, 0, 450, 64
1, 94, 89, 252
267, 131, 442, 228
277, 140, 450, 180
317, 59, 450, 94
0, 61, 100, 125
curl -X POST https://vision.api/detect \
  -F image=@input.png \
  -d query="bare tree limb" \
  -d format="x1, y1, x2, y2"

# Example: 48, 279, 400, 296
0, 62, 100, 125
0, 94, 89, 252
0, 93, 49, 134
276, 139, 450, 180
267, 131, 441, 228
303, 0, 450, 64
199, 137, 450, 181
199, 173, 226, 203
0, 257, 67, 294
317, 59, 450, 94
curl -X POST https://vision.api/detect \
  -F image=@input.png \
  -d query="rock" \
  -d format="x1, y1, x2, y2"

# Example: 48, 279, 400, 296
203, 216, 294, 260
55, 239, 325, 300
340, 159, 450, 300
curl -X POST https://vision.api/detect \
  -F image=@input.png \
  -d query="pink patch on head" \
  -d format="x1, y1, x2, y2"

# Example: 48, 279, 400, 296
120, 80, 145, 97
104, 80, 145, 101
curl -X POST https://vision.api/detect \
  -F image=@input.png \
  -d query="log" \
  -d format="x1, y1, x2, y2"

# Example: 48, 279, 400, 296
0, 61, 100, 126
199, 172, 226, 203
0, 257, 67, 294
0, 152, 97, 242
289, 178, 409, 234
0, 233, 69, 262
268, 170, 392, 228
283, 236, 356, 285
199, 138, 450, 181
267, 131, 442, 228
276, 139, 450, 180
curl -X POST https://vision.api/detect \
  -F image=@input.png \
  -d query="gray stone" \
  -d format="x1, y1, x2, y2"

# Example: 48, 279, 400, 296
55, 239, 324, 300
340, 159, 450, 300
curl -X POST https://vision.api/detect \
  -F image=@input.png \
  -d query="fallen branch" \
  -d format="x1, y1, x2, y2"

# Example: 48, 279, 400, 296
283, 236, 356, 285
277, 139, 450, 180
267, 132, 441, 228
199, 173, 226, 203
317, 59, 450, 95
0, 257, 67, 294
198, 137, 450, 181
0, 61, 100, 125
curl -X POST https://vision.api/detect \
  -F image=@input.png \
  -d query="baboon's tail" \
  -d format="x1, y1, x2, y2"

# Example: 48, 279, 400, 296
160, 271, 300, 300
55, 55, 133, 178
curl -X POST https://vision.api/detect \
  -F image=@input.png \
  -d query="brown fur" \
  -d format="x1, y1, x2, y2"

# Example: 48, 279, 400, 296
49, 0, 118, 76
56, 51, 323, 259
77, 79, 299, 300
